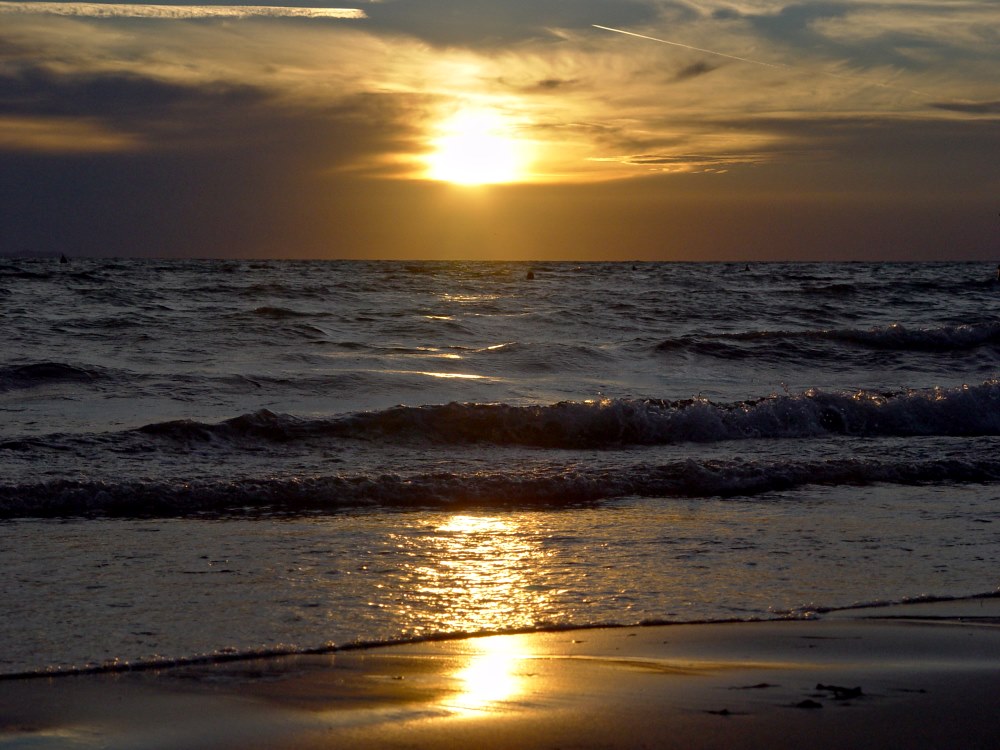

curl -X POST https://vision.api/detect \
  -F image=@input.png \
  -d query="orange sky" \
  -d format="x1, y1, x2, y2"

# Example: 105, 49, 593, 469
1, 1, 998, 259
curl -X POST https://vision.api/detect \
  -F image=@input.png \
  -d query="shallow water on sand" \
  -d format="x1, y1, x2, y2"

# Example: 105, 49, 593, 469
3, 484, 997, 674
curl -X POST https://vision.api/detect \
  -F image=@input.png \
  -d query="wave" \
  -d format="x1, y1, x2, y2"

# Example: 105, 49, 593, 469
799, 282, 857, 296
0, 364, 379, 400
0, 361, 105, 391
0, 265, 53, 280
131, 381, 1000, 449
656, 322, 1000, 357
4, 453, 1000, 518
474, 340, 617, 373
247, 306, 323, 319
778, 590, 1000, 618
830, 322, 1000, 351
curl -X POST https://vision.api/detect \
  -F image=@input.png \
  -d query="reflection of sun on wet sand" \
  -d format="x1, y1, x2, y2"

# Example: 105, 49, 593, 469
3, 598, 999, 749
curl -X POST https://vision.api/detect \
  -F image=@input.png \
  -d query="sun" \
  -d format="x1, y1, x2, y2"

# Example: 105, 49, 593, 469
425, 108, 529, 186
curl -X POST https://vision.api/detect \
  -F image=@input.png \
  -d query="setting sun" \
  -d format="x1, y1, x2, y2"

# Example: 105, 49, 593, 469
426, 109, 528, 185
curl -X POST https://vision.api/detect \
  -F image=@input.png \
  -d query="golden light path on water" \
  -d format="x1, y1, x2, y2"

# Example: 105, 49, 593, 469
389, 515, 553, 713
392, 515, 559, 634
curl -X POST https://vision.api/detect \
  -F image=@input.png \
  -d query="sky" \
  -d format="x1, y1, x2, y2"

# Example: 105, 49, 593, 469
0, 0, 997, 260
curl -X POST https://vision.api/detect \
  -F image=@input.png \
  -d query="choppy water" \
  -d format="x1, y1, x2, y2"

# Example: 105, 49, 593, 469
2, 259, 999, 675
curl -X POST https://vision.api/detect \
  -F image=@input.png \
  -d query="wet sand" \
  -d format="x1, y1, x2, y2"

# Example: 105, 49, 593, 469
2, 598, 998, 749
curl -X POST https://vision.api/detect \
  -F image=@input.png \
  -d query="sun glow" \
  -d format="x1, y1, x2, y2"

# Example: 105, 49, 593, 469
426, 109, 529, 185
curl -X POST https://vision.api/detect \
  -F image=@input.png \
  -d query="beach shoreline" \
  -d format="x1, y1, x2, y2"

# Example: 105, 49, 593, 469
3, 598, 998, 749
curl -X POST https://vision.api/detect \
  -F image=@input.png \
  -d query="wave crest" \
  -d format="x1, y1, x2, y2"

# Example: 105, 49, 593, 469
657, 322, 1000, 358
135, 381, 1000, 448
3, 455, 1000, 518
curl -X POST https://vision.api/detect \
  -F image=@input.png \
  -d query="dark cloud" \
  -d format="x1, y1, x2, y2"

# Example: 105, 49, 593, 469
0, 57, 436, 158
0, 36, 34, 57
3, 109, 997, 260
362, 0, 659, 47
931, 100, 1000, 114
534, 78, 576, 90
583, 110, 1000, 201
1, 3, 995, 261
0, 65, 265, 124
717, 2, 956, 70
0, 61, 436, 256
722, 2, 853, 40
673, 61, 717, 81
497, 76, 580, 94
710, 8, 741, 22
697, 113, 1000, 195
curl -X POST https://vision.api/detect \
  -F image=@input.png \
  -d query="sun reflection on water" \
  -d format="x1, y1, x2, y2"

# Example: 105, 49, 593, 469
378, 368, 488, 380
439, 293, 502, 303
391, 514, 557, 636
393, 515, 549, 714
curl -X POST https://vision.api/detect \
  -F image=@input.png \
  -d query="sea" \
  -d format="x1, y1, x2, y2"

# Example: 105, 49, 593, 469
2, 258, 999, 677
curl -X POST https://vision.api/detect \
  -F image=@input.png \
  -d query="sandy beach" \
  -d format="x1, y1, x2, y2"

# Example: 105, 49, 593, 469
2, 597, 998, 750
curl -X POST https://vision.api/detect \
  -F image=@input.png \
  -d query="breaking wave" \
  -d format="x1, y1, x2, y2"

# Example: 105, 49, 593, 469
134, 380, 1000, 449
656, 322, 1000, 358
4, 454, 1000, 518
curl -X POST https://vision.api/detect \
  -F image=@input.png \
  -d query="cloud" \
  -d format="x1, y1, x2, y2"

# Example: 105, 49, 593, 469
673, 60, 718, 81
0, 114, 140, 151
533, 78, 576, 91
0, 65, 277, 154
931, 100, 1000, 114
618, 152, 764, 173
361, 0, 660, 47
0, 82, 434, 256
0, 2, 366, 19
698, 1, 1000, 70
0, 65, 264, 119
810, 3, 998, 52
0, 46, 434, 181
495, 77, 580, 94
0, 0, 997, 260
697, 113, 1000, 197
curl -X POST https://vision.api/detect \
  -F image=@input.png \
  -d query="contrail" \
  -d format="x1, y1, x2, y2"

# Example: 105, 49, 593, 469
592, 24, 929, 97
592, 24, 787, 70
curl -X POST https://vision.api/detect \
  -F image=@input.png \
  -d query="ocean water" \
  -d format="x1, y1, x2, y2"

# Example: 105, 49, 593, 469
2, 258, 999, 676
